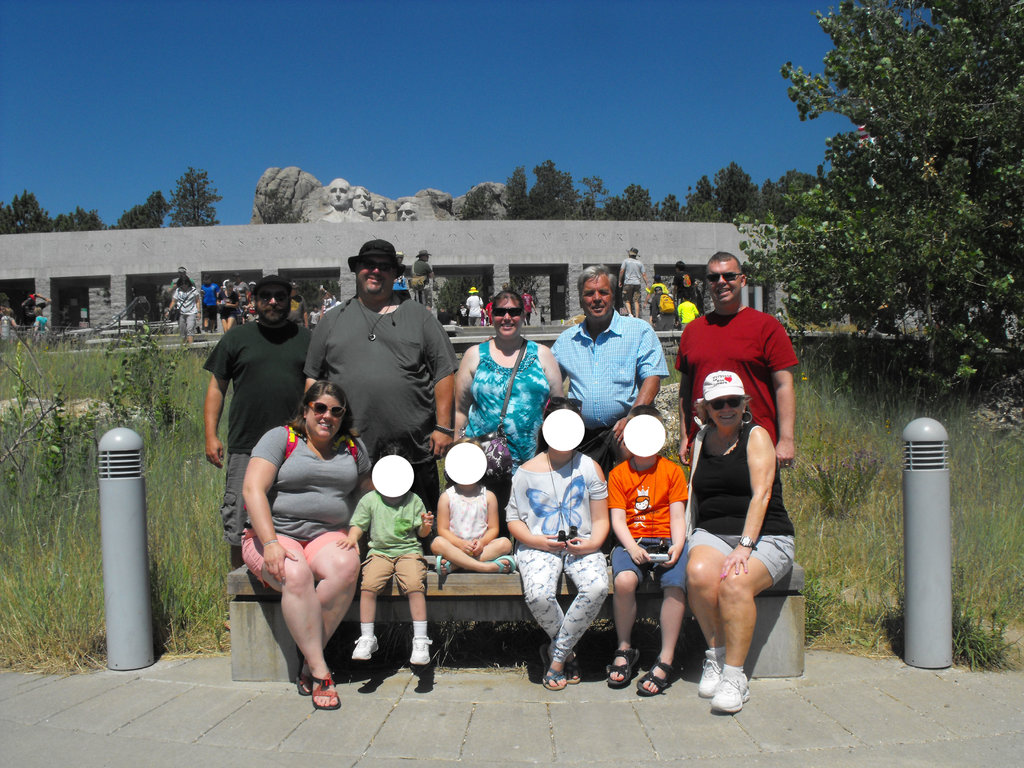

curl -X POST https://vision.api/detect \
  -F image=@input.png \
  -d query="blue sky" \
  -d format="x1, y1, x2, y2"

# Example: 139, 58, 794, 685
0, 0, 851, 227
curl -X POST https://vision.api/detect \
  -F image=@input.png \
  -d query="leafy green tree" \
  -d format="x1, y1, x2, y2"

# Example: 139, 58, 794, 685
760, 170, 817, 225
436, 276, 476, 316
113, 191, 171, 229
658, 193, 683, 222
577, 176, 607, 220
459, 186, 494, 220
168, 167, 222, 227
257, 189, 304, 224
528, 160, 578, 220
0, 192, 53, 233
53, 206, 105, 232
603, 184, 656, 221
504, 166, 530, 220
683, 176, 720, 221
713, 162, 761, 221
744, 0, 1024, 383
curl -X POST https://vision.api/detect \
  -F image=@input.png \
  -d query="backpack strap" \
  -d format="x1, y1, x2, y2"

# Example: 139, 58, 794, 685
284, 426, 300, 460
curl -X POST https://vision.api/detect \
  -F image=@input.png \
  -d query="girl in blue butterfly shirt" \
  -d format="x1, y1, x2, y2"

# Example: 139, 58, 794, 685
506, 398, 609, 691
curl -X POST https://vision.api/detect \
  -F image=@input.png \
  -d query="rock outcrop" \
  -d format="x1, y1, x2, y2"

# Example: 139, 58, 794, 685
452, 182, 508, 219
251, 167, 505, 223
250, 167, 326, 224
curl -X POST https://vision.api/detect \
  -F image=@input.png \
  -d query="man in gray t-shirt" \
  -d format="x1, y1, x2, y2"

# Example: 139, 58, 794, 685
618, 247, 649, 320
304, 239, 457, 513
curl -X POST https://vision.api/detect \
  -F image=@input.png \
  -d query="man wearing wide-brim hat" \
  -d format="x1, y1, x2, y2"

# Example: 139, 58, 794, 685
410, 249, 434, 306
306, 239, 458, 514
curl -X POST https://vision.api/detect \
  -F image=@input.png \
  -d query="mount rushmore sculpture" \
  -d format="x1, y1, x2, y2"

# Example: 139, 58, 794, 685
250, 167, 509, 224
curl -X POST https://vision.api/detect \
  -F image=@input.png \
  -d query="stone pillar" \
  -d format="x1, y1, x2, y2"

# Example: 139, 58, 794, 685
35, 277, 54, 305
338, 270, 357, 302
566, 263, 583, 319
110, 273, 128, 316
492, 263, 510, 293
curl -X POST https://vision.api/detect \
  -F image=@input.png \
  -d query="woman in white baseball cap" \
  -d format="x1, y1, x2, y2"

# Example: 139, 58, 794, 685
685, 371, 795, 714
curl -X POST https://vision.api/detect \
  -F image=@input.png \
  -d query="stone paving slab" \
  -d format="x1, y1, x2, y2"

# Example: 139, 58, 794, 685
45, 677, 194, 734
462, 700, 555, 763
115, 683, 254, 743
2, 651, 1023, 767
0, 670, 127, 725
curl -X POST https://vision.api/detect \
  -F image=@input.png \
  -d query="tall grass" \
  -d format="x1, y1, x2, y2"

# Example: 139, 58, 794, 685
0, 336, 229, 672
791, 338, 1023, 665
1, 333, 1020, 672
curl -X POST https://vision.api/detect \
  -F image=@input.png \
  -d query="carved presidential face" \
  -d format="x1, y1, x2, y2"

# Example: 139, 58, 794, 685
327, 178, 351, 211
351, 187, 372, 215
397, 202, 418, 221
372, 201, 389, 221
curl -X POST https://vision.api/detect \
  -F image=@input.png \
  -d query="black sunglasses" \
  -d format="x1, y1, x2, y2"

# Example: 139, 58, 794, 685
709, 397, 743, 410
708, 270, 741, 282
706, 272, 741, 283
360, 260, 395, 272
257, 291, 289, 303
493, 306, 523, 318
310, 402, 345, 417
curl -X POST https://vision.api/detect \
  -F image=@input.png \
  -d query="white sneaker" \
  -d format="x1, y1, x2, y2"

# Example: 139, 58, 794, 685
698, 653, 723, 698
711, 672, 750, 713
352, 635, 378, 661
410, 636, 432, 665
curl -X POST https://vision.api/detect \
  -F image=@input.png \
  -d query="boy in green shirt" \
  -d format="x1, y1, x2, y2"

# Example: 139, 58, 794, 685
341, 455, 434, 665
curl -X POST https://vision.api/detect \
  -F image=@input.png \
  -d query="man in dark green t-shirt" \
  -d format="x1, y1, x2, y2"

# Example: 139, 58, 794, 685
203, 274, 311, 566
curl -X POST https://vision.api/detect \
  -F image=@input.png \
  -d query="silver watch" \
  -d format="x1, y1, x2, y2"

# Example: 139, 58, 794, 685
739, 536, 757, 549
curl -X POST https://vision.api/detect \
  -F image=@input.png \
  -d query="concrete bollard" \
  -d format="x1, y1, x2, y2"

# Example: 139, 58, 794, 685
902, 418, 952, 669
98, 428, 154, 670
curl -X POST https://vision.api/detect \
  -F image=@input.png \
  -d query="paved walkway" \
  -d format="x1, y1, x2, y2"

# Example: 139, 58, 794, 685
2, 651, 1022, 767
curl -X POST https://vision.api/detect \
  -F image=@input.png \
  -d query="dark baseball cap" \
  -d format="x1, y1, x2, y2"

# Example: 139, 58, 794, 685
253, 274, 291, 294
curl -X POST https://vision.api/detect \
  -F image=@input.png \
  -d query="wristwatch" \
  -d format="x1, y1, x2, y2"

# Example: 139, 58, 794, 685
739, 536, 757, 549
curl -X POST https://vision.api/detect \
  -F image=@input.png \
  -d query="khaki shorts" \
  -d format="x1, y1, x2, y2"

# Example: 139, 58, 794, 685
361, 553, 427, 595
622, 284, 640, 304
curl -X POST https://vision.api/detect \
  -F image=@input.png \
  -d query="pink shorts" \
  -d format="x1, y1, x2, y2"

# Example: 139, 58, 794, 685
241, 528, 350, 585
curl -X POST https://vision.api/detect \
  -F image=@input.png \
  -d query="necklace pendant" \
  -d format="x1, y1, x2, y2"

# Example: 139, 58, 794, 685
368, 333, 376, 341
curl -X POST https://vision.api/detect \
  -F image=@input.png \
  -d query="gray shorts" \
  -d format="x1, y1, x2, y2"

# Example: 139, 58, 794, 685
686, 528, 794, 585
220, 452, 251, 546
178, 312, 199, 337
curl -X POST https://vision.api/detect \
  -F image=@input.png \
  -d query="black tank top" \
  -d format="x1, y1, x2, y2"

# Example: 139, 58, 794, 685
691, 423, 794, 537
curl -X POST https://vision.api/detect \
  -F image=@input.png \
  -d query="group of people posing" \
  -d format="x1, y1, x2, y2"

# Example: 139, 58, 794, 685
203, 239, 797, 715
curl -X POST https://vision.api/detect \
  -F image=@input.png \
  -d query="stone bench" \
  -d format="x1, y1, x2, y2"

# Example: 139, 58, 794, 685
227, 560, 804, 682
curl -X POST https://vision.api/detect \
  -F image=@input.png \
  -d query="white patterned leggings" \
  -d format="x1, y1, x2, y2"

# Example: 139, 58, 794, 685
517, 548, 609, 663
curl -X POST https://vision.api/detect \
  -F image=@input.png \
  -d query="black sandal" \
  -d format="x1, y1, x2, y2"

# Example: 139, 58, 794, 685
295, 647, 312, 697
606, 647, 639, 689
636, 660, 674, 696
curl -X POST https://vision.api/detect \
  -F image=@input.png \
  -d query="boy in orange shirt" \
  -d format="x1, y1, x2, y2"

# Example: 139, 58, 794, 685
605, 405, 688, 695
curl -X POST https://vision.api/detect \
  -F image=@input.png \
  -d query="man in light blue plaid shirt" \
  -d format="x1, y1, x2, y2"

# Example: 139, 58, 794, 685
552, 265, 668, 475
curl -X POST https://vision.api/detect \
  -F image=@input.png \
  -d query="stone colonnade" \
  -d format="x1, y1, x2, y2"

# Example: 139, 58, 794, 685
0, 221, 746, 328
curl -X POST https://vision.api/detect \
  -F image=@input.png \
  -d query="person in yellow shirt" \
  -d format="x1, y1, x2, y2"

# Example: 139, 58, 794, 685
677, 298, 700, 327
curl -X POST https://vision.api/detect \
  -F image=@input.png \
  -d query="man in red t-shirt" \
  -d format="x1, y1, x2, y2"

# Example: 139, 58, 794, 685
676, 252, 798, 466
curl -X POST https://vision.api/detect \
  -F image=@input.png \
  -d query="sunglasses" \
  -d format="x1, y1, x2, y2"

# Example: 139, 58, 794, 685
360, 260, 395, 273
257, 291, 289, 303
493, 306, 523, 318
706, 272, 741, 283
709, 397, 743, 410
708, 270, 741, 282
309, 402, 345, 417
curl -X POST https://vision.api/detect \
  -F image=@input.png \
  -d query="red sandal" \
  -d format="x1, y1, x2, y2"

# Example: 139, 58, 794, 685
311, 672, 340, 711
